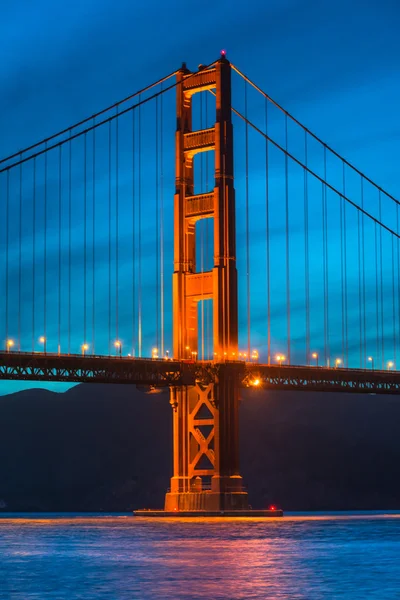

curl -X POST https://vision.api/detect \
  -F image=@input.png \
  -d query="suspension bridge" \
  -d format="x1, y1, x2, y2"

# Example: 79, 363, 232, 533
1, 53, 400, 513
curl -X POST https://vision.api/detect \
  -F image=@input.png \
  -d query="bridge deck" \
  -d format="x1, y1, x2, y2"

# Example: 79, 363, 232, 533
0, 352, 399, 394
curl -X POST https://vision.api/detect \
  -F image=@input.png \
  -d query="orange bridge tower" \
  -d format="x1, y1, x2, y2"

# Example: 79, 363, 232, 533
164, 56, 249, 512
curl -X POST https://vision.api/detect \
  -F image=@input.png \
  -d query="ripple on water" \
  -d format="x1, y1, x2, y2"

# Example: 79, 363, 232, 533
0, 513, 399, 599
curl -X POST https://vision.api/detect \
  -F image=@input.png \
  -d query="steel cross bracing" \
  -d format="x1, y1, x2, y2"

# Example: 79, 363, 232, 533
0, 352, 193, 386
243, 364, 400, 394
1, 352, 400, 394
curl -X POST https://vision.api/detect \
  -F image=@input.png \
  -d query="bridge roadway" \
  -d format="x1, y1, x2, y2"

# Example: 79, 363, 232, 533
0, 352, 400, 394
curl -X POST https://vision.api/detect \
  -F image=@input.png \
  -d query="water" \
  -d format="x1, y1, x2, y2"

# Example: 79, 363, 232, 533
0, 513, 399, 599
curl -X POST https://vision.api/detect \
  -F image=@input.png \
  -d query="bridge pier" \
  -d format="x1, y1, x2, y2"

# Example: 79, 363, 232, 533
165, 363, 249, 512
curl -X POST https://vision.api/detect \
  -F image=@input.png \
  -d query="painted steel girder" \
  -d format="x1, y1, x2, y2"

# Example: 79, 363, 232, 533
0, 353, 195, 386
244, 364, 400, 395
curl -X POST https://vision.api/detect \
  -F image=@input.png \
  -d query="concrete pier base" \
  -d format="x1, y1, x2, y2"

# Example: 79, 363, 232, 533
134, 509, 283, 518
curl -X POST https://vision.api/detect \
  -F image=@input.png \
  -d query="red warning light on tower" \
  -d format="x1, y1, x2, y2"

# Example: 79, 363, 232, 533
220, 49, 227, 57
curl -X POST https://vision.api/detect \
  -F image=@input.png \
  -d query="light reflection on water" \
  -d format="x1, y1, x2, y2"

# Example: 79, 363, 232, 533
0, 513, 399, 599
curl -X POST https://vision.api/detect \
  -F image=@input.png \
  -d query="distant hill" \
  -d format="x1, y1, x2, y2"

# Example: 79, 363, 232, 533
0, 384, 399, 511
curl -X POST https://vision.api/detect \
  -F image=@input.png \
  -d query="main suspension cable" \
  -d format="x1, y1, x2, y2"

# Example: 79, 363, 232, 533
231, 64, 400, 208
228, 106, 400, 239
0, 70, 179, 167
1, 63, 219, 176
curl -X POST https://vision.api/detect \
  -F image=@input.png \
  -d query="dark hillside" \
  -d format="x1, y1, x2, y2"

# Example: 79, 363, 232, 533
0, 385, 399, 511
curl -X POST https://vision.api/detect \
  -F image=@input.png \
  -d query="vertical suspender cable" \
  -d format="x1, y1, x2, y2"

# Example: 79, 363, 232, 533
321, 186, 326, 366
84, 133, 87, 345
68, 133, 72, 354
155, 97, 159, 353
244, 80, 251, 358
361, 178, 366, 366
132, 112, 137, 356
285, 114, 291, 364
32, 158, 36, 351
108, 120, 112, 353
44, 145, 47, 351
340, 192, 345, 363
304, 132, 310, 364
138, 97, 142, 357
343, 164, 348, 366
6, 170, 9, 345
323, 147, 329, 365
397, 202, 400, 367
265, 97, 271, 364
92, 121, 96, 354
325, 151, 330, 364
58, 145, 62, 354
115, 107, 119, 345
374, 219, 379, 366
357, 185, 362, 368
392, 233, 396, 366
19, 156, 22, 350
343, 163, 349, 368
160, 85, 165, 358
379, 191, 384, 368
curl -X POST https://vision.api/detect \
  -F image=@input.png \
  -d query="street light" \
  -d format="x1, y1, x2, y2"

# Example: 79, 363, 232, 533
335, 358, 342, 368
114, 340, 122, 357
185, 345, 190, 359
39, 336, 47, 354
6, 339, 14, 353
387, 361, 394, 370
276, 354, 285, 366
251, 378, 260, 387
192, 351, 198, 362
152, 347, 159, 359
82, 343, 89, 356
312, 352, 319, 367
165, 350, 170, 360
251, 349, 259, 363
368, 356, 374, 370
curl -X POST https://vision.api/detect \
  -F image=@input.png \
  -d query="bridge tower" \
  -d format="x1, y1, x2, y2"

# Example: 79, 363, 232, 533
165, 56, 249, 512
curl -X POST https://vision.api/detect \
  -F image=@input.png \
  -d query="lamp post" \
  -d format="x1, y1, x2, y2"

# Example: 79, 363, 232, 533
367, 356, 374, 370
251, 349, 259, 363
276, 354, 285, 366
114, 340, 122, 357
39, 336, 47, 354
82, 343, 89, 356
152, 347, 158, 359
312, 352, 319, 367
387, 361, 394, 371
6, 339, 14, 353
335, 358, 342, 369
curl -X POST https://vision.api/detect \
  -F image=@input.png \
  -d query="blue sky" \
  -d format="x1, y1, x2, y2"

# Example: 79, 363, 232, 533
0, 0, 399, 393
